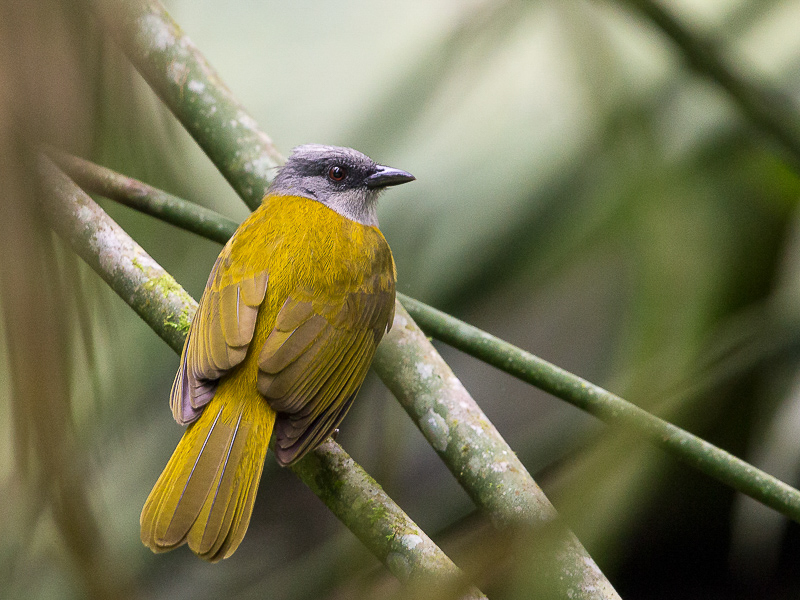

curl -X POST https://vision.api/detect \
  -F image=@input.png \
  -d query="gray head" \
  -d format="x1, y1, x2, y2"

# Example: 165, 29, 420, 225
268, 144, 415, 227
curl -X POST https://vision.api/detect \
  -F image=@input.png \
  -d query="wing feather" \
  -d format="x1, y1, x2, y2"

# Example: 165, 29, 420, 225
288, 330, 369, 428
275, 394, 357, 463
153, 410, 234, 547
239, 271, 269, 306
187, 415, 251, 557
259, 314, 328, 372
282, 331, 372, 453
257, 272, 395, 466
170, 249, 269, 425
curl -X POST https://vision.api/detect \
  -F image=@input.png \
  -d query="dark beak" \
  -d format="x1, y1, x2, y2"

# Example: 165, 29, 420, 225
366, 165, 415, 188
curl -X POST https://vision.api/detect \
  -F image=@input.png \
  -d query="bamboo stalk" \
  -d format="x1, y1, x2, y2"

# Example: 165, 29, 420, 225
399, 293, 800, 524
95, 0, 283, 209
50, 150, 237, 245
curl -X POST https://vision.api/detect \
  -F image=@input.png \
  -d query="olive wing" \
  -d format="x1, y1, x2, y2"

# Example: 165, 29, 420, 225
170, 253, 269, 425
257, 282, 395, 466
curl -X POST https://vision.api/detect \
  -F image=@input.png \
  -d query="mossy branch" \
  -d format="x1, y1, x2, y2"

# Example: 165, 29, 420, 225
39, 154, 484, 597
39, 155, 196, 355
94, 0, 283, 209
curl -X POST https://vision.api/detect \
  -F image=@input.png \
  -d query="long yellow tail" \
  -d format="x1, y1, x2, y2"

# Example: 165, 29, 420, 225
140, 384, 275, 562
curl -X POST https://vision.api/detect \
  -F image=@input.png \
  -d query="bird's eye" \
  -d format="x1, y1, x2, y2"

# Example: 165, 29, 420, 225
328, 165, 347, 182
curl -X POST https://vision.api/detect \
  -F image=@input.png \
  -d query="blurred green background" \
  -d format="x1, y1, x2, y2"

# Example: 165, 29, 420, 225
3, 0, 800, 598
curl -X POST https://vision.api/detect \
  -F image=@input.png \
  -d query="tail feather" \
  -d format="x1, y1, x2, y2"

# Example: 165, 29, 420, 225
188, 416, 249, 558
217, 445, 265, 557
157, 410, 234, 547
141, 392, 274, 562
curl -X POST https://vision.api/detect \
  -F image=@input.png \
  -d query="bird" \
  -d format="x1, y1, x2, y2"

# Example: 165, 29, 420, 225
140, 144, 414, 562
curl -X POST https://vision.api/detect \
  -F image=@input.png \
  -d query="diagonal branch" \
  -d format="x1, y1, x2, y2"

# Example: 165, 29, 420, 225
399, 295, 800, 525
39, 154, 484, 598
50, 150, 237, 245
94, 0, 283, 210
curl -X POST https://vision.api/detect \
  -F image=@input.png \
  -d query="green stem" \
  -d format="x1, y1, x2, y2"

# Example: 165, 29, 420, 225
39, 155, 484, 596
50, 150, 237, 245
616, 0, 800, 169
398, 293, 800, 524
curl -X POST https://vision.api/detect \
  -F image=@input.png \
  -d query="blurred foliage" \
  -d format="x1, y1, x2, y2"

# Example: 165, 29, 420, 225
4, 0, 800, 598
